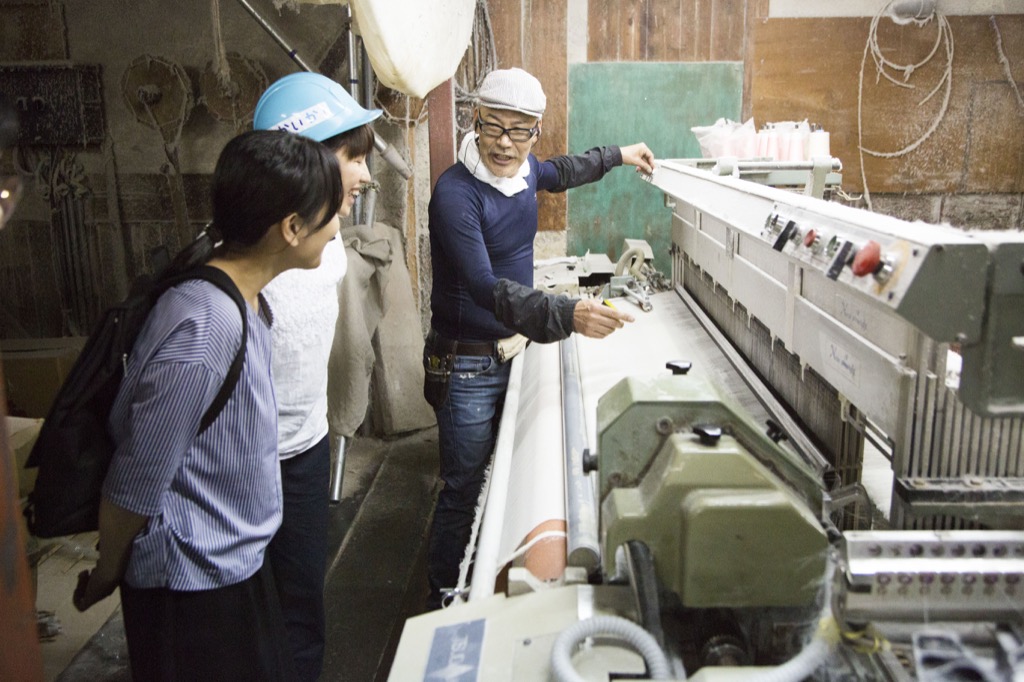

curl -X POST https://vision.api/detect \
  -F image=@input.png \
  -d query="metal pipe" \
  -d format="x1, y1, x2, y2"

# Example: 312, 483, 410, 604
560, 336, 600, 573
329, 434, 347, 503
234, 0, 313, 71
345, 5, 361, 103
712, 159, 843, 174
362, 184, 378, 228
359, 39, 378, 226
346, 6, 363, 222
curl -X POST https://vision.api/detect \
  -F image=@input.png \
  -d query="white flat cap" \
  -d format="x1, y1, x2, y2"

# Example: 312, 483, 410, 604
476, 68, 546, 118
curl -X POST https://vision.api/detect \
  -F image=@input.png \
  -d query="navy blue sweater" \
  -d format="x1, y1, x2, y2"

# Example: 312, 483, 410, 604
428, 146, 621, 343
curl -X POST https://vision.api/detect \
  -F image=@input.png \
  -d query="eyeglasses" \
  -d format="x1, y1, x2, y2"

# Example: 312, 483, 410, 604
475, 120, 539, 143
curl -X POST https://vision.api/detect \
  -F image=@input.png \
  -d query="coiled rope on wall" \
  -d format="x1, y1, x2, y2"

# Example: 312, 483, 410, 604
856, 1, 954, 210
991, 16, 1024, 112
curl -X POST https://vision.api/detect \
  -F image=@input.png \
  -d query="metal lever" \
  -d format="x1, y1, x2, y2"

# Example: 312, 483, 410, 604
772, 220, 797, 251
666, 360, 693, 375
766, 418, 789, 443
826, 240, 855, 280
693, 424, 722, 446
623, 281, 653, 312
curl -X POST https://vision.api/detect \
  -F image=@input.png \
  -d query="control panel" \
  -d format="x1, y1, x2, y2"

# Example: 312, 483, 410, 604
759, 204, 989, 344
765, 209, 908, 294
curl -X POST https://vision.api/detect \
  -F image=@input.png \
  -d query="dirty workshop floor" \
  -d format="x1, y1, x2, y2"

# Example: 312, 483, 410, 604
33, 428, 440, 682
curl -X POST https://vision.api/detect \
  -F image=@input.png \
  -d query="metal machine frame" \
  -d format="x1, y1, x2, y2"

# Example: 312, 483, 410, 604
389, 160, 1024, 682
651, 159, 1024, 529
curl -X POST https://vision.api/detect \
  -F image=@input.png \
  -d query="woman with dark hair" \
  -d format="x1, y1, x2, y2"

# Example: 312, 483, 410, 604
73, 129, 342, 681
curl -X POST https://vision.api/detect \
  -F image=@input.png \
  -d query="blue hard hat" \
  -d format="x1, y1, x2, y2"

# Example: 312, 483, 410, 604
254, 72, 382, 142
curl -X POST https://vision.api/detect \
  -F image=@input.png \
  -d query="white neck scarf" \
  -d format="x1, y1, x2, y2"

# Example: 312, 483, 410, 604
458, 133, 530, 197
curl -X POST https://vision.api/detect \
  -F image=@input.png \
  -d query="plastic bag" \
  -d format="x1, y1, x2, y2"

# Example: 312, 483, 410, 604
691, 118, 757, 158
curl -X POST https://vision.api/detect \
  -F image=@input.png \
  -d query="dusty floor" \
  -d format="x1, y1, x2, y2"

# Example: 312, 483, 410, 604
34, 428, 440, 682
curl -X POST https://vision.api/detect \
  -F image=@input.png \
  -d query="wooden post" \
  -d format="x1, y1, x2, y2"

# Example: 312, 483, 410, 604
0, 368, 44, 681
427, 78, 456, 193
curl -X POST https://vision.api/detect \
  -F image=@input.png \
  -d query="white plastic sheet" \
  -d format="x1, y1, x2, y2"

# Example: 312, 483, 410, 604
349, 0, 476, 98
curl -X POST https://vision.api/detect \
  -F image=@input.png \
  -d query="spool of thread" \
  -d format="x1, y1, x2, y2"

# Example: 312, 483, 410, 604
742, 129, 758, 158
764, 129, 779, 161
757, 129, 769, 157
808, 129, 831, 159
732, 128, 757, 158
786, 130, 806, 162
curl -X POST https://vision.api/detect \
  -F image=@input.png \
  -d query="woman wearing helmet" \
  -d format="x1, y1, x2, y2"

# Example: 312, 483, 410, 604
253, 72, 381, 682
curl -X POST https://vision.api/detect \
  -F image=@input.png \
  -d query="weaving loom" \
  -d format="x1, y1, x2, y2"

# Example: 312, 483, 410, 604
390, 158, 1024, 681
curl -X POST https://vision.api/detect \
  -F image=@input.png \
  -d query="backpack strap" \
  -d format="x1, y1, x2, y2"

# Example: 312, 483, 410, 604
158, 265, 249, 434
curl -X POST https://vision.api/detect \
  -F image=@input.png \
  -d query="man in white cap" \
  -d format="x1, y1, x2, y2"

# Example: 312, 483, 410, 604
423, 66, 656, 609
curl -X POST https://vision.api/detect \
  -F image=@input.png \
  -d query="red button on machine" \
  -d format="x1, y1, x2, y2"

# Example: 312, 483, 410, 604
803, 229, 817, 248
852, 240, 882, 277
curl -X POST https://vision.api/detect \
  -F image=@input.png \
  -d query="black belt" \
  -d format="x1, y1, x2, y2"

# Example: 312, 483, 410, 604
427, 329, 497, 357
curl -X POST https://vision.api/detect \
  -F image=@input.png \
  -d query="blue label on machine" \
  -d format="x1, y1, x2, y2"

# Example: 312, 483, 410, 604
423, 618, 486, 681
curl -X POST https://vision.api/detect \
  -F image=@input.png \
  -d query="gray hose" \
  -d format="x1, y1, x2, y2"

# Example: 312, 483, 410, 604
614, 247, 646, 278
752, 636, 831, 682
551, 615, 672, 682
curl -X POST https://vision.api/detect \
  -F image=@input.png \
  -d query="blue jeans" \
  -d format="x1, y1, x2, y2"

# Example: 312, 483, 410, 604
425, 350, 512, 608
268, 435, 329, 682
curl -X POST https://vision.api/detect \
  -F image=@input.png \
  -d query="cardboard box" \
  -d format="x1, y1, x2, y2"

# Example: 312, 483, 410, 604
1, 337, 86, 418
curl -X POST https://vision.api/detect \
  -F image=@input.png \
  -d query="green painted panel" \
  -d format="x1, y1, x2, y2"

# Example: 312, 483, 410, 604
567, 62, 742, 273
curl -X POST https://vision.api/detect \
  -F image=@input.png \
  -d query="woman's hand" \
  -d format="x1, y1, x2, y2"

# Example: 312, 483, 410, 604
72, 498, 149, 611
73, 567, 118, 612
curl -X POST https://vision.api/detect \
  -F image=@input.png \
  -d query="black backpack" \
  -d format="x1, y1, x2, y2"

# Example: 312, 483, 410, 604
23, 265, 248, 538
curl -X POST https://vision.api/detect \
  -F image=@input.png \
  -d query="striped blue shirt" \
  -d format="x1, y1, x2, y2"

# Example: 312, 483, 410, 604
104, 279, 281, 591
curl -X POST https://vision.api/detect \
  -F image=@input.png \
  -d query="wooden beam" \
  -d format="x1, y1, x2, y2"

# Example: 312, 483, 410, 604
0, 374, 45, 682
426, 78, 455, 193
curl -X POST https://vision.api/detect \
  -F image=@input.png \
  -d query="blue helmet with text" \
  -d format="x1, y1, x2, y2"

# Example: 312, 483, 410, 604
254, 72, 381, 142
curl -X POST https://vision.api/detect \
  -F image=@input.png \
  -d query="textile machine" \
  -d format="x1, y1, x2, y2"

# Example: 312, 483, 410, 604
389, 158, 1024, 681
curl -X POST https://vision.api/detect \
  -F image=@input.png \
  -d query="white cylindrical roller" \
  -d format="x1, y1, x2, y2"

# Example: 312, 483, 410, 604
468, 355, 525, 602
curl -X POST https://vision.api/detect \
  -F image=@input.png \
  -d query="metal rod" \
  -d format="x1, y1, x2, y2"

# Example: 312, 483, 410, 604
329, 434, 347, 503
675, 283, 833, 479
559, 335, 600, 574
362, 185, 378, 228
346, 11, 363, 222
345, 4, 361, 103
360, 36, 376, 220
234, 0, 313, 71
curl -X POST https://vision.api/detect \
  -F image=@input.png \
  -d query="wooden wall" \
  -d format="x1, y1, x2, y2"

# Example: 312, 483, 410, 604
489, 0, 569, 233
587, 0, 752, 62
567, 62, 743, 272
490, 0, 761, 232
485, 2, 1023, 231
751, 15, 1024, 195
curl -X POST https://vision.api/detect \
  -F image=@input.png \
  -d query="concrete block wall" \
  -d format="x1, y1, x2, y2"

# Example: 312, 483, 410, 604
855, 193, 1024, 231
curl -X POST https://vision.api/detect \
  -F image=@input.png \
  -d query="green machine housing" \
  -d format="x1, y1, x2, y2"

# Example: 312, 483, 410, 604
597, 373, 830, 608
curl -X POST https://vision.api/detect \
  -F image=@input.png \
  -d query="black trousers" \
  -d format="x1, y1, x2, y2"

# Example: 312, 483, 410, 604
120, 561, 294, 681
268, 435, 330, 682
